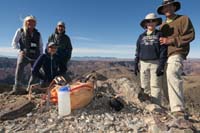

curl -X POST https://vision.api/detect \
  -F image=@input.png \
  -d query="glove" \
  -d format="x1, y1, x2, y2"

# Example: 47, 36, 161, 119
134, 57, 139, 76
156, 65, 164, 76
134, 63, 139, 76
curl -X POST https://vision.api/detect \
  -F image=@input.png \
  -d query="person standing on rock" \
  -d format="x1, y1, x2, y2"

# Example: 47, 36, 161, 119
11, 15, 43, 94
47, 21, 72, 73
134, 13, 167, 105
157, 0, 195, 117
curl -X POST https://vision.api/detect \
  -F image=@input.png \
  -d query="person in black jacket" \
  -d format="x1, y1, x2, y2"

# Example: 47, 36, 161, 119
47, 21, 73, 71
27, 42, 66, 91
134, 13, 167, 105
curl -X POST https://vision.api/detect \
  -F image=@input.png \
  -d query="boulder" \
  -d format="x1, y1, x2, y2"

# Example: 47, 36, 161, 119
0, 97, 35, 120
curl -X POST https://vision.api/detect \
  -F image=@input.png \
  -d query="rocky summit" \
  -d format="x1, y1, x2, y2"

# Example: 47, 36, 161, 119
0, 60, 200, 132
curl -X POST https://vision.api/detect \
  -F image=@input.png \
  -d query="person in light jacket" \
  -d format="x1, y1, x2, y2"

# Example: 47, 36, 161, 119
11, 15, 43, 94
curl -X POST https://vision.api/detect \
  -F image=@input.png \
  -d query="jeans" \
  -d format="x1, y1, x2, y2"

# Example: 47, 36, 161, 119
13, 54, 36, 90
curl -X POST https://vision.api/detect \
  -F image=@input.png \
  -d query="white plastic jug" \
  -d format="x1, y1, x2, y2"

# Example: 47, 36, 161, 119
58, 85, 71, 116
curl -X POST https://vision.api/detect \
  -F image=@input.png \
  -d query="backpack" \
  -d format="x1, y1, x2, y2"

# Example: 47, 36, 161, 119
50, 81, 94, 110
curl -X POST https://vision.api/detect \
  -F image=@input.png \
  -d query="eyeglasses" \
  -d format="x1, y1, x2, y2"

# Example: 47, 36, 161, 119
146, 19, 157, 23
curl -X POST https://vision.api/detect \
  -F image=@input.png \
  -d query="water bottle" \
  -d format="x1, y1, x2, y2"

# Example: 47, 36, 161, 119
58, 85, 71, 116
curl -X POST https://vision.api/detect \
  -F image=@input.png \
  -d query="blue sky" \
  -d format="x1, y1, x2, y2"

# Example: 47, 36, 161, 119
0, 0, 199, 58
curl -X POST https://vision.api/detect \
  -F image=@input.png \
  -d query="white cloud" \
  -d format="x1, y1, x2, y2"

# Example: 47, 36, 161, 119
73, 44, 135, 58
0, 44, 136, 58
74, 48, 122, 54
0, 47, 18, 57
71, 36, 136, 57
71, 36, 94, 41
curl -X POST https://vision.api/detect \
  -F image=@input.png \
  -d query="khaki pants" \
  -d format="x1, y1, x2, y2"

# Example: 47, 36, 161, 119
140, 60, 162, 105
165, 54, 185, 112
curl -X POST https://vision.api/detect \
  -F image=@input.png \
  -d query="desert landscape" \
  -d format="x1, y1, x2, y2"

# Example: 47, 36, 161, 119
0, 57, 200, 132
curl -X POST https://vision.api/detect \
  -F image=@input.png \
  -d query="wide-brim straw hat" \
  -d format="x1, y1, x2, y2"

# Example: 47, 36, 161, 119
157, 0, 181, 15
140, 13, 162, 29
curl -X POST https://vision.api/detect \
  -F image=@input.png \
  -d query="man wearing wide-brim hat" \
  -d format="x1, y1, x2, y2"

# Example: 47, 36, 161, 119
134, 13, 167, 105
157, 0, 195, 118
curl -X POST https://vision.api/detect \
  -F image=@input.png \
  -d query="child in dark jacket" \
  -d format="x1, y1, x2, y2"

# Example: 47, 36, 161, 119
27, 42, 66, 91
134, 13, 167, 105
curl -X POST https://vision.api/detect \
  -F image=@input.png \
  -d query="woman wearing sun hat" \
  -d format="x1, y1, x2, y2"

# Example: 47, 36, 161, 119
11, 15, 43, 94
134, 13, 167, 105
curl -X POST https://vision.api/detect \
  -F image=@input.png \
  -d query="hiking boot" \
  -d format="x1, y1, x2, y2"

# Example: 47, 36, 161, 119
171, 111, 189, 120
138, 88, 151, 102
167, 117, 194, 129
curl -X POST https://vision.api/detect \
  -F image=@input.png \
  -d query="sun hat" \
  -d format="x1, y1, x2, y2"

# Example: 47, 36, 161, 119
157, 0, 181, 15
24, 15, 37, 22
140, 13, 162, 29
57, 21, 65, 28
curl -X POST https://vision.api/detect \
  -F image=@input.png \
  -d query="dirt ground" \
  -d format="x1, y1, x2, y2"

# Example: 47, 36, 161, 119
0, 75, 200, 115
183, 75, 200, 115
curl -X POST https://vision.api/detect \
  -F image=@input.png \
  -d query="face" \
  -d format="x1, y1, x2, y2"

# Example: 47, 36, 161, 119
56, 25, 65, 33
161, 4, 176, 17
48, 46, 57, 55
26, 19, 36, 30
146, 20, 157, 31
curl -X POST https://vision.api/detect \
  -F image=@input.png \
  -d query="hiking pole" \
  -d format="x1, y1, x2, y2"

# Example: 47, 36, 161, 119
46, 76, 67, 110
46, 80, 55, 110
25, 56, 37, 62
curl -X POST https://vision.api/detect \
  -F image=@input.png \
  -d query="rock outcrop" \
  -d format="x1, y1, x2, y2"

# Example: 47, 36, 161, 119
0, 66, 199, 132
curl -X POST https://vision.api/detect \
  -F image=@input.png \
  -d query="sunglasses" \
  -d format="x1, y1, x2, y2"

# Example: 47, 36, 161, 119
146, 19, 157, 23
58, 25, 64, 27
49, 46, 57, 49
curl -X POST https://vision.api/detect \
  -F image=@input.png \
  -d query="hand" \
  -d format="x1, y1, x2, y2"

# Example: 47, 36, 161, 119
159, 37, 171, 45
20, 50, 26, 56
156, 66, 164, 76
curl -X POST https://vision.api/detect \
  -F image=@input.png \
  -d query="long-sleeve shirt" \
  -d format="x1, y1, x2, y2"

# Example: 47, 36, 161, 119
12, 28, 43, 54
135, 29, 167, 66
48, 31, 72, 63
160, 15, 195, 59
32, 53, 66, 82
